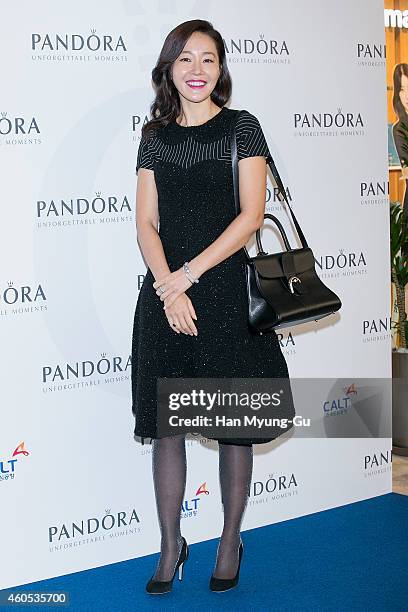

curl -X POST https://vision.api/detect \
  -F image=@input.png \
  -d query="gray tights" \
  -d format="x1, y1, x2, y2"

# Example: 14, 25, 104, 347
150, 434, 253, 581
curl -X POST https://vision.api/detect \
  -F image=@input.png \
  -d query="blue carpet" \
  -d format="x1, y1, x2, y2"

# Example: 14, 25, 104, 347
1, 493, 407, 611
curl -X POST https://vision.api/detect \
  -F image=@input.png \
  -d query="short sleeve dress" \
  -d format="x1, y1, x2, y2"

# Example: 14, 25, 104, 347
131, 106, 296, 445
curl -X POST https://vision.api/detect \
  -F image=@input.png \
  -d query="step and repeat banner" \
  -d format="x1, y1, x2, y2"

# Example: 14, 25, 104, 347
0, 0, 392, 589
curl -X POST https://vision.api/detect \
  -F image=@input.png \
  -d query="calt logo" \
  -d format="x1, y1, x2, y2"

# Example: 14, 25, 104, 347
0, 441, 30, 482
181, 482, 210, 519
323, 383, 357, 418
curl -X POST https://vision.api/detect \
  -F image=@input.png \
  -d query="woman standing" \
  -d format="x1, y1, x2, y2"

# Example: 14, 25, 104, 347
392, 63, 408, 258
132, 19, 295, 594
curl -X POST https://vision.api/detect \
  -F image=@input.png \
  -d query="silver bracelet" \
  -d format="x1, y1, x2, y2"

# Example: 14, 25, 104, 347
183, 261, 199, 284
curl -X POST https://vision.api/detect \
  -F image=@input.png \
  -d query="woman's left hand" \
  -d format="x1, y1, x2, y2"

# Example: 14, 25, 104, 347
153, 267, 193, 309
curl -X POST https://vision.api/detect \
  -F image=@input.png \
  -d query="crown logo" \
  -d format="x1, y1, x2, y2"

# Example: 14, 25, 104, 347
101, 352, 107, 357
96, 191, 101, 197
8, 281, 13, 286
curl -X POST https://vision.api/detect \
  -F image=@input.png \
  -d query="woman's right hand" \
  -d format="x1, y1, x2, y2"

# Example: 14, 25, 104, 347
164, 293, 198, 336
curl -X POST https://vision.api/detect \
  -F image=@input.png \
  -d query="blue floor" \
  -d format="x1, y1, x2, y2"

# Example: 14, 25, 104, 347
2, 493, 408, 611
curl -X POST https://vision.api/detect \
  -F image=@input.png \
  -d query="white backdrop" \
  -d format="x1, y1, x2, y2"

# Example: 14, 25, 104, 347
0, 0, 392, 589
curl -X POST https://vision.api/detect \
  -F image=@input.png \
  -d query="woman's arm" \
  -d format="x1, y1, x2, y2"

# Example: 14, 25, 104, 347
153, 155, 268, 308
135, 167, 171, 282
136, 164, 198, 335
186, 155, 267, 279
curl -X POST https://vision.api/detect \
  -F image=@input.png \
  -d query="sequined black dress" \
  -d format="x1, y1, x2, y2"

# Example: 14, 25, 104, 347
131, 106, 295, 445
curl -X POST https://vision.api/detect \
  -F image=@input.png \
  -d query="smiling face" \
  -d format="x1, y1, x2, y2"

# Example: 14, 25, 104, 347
171, 31, 221, 104
399, 73, 408, 113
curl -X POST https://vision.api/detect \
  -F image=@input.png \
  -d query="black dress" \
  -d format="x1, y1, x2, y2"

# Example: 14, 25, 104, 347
392, 120, 408, 258
131, 106, 296, 445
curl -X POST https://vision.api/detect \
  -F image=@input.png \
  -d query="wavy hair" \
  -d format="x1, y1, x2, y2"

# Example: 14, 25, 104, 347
393, 63, 408, 121
141, 19, 232, 140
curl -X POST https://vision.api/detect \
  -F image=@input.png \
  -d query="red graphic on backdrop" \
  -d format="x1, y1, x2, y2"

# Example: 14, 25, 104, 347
195, 482, 210, 496
12, 442, 30, 457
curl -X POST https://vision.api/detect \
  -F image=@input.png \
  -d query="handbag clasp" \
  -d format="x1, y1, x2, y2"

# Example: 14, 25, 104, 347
288, 276, 301, 294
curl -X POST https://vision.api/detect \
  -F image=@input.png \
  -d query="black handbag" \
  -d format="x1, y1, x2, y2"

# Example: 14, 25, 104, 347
230, 110, 342, 334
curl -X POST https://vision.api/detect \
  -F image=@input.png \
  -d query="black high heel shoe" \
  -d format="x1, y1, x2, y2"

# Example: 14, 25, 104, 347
146, 537, 189, 595
209, 539, 244, 592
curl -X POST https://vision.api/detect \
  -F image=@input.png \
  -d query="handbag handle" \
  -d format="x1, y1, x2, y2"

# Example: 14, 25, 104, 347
257, 213, 292, 254
230, 110, 309, 259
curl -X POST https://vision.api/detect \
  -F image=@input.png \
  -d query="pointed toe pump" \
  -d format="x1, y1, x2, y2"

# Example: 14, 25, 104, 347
209, 540, 244, 592
146, 537, 189, 595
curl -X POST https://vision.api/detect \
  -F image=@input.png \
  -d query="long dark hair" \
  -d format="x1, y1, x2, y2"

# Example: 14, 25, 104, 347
393, 63, 408, 122
141, 19, 232, 140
